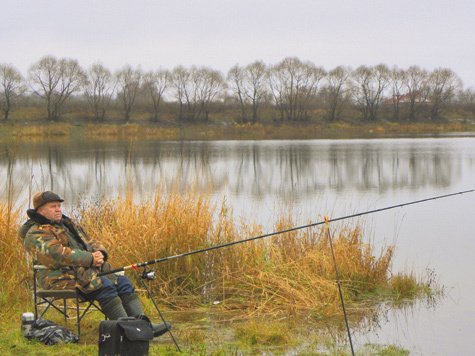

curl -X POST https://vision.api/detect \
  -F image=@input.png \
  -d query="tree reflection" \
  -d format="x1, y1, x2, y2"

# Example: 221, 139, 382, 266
0, 138, 469, 205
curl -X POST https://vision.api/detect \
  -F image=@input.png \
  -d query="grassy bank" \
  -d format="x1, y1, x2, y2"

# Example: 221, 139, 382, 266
1, 120, 473, 142
1, 311, 411, 355
1, 191, 433, 354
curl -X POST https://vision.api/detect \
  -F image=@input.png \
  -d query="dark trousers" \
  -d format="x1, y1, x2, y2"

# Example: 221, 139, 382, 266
78, 275, 135, 308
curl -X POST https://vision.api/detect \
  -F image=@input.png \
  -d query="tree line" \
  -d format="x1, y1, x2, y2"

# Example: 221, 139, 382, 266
1, 55, 474, 124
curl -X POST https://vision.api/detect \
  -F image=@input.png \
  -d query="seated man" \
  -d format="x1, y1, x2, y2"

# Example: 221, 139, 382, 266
18, 191, 170, 337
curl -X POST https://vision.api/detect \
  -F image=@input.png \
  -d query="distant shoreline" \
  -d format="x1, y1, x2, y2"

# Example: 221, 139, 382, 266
1, 120, 474, 142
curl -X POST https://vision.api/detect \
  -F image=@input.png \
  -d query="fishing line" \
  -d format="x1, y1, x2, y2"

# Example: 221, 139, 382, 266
99, 188, 474, 277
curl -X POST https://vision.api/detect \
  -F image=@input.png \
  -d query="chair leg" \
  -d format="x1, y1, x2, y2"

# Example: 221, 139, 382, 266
38, 298, 67, 318
38, 302, 51, 318
33, 271, 38, 320
76, 295, 81, 339
34, 293, 104, 341
63, 299, 68, 322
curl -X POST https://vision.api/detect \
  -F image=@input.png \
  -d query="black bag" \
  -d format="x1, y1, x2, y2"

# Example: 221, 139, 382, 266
98, 316, 154, 356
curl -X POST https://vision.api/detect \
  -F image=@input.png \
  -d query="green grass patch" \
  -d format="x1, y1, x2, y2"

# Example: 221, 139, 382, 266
235, 319, 294, 347
0, 308, 412, 356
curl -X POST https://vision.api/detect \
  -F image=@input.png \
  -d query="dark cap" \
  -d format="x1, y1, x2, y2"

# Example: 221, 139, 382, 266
33, 191, 64, 210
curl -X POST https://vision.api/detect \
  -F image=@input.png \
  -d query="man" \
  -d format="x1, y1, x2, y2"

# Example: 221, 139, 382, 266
18, 191, 170, 337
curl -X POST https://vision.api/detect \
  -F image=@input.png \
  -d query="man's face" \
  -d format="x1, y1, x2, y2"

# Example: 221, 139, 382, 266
37, 201, 63, 223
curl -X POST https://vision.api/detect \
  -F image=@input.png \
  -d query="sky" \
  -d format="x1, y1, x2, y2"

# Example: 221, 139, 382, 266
1, 0, 474, 88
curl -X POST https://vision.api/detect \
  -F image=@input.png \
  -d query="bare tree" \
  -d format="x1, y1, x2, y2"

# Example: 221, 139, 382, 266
85, 63, 115, 122
142, 69, 171, 122
195, 67, 226, 122
268, 57, 325, 121
243, 61, 268, 122
428, 68, 462, 121
227, 61, 268, 122
172, 65, 225, 122
171, 65, 196, 122
0, 63, 24, 121
459, 87, 475, 114
114, 65, 143, 122
351, 64, 389, 121
402, 65, 430, 121
28, 55, 87, 121
388, 66, 405, 121
324, 66, 350, 122
226, 64, 247, 120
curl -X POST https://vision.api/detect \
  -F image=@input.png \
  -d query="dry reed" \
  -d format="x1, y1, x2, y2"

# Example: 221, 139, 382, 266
0, 189, 429, 320
0, 202, 29, 313
76, 191, 412, 317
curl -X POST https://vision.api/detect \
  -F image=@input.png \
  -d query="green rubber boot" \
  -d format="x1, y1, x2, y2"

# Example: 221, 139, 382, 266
151, 322, 171, 337
121, 293, 144, 317
102, 296, 128, 320
121, 293, 172, 337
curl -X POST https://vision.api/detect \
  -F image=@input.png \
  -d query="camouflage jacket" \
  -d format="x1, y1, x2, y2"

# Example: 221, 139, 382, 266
18, 209, 115, 294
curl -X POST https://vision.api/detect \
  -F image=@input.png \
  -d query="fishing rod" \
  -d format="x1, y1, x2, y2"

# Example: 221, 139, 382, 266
98, 188, 474, 277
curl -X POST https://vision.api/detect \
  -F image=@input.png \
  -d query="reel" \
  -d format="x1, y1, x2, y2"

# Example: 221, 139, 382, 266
141, 269, 156, 281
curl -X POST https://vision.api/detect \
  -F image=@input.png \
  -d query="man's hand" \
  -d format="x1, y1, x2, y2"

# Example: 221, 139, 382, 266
92, 251, 105, 267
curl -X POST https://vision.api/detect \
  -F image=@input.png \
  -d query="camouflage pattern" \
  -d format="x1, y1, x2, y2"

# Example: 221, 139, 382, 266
19, 209, 116, 294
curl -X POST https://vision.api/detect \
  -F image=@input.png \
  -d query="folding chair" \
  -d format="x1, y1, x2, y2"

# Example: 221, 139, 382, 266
33, 265, 104, 338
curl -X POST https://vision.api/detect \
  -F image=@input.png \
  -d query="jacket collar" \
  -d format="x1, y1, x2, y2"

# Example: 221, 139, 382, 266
26, 209, 71, 226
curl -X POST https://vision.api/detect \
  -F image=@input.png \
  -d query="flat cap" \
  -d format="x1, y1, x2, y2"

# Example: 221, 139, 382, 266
33, 191, 64, 210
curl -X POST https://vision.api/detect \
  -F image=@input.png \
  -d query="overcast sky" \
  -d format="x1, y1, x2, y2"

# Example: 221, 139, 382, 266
1, 0, 474, 88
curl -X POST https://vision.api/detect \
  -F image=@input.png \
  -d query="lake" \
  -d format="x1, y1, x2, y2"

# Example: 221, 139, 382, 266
3, 134, 475, 355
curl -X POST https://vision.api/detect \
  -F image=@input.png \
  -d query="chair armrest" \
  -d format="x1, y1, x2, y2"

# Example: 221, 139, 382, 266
33, 265, 78, 278
33, 265, 48, 270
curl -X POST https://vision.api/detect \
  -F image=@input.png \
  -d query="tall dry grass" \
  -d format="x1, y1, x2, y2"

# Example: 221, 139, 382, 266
77, 191, 405, 317
0, 202, 29, 313
0, 188, 427, 319
0, 144, 31, 315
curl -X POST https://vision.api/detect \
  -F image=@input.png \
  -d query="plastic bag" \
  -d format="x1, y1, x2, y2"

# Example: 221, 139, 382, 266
25, 318, 79, 345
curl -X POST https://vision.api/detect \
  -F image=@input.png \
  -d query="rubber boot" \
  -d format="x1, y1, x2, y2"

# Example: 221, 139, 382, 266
121, 293, 172, 337
151, 322, 171, 337
121, 293, 144, 317
102, 296, 128, 320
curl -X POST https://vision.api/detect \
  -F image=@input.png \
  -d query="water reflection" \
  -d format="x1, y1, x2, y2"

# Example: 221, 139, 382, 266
2, 138, 470, 205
